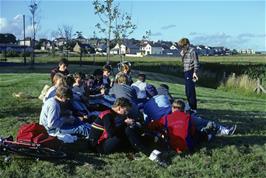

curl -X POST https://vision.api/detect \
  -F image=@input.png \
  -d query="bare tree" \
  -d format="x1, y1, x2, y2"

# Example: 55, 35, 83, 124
29, 0, 39, 67
92, 0, 120, 63
142, 30, 152, 42
58, 25, 73, 59
113, 12, 136, 61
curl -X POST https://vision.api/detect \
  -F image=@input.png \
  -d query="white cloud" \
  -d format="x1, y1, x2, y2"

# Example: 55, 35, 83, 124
161, 24, 176, 30
0, 17, 7, 28
151, 32, 162, 36
0, 15, 34, 40
189, 32, 266, 51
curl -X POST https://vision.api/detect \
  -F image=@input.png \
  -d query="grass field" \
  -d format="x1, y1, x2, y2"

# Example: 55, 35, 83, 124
2, 54, 266, 64
0, 64, 266, 177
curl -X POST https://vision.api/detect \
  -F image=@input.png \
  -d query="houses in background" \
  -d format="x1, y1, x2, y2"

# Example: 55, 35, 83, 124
1, 33, 260, 58
238, 49, 256, 54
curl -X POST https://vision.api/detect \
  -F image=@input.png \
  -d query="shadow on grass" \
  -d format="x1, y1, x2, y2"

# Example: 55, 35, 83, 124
198, 108, 266, 135
0, 62, 184, 85
0, 105, 41, 118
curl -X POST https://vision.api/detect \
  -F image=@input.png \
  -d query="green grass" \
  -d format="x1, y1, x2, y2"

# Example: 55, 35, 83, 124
0, 68, 266, 177
2, 54, 266, 64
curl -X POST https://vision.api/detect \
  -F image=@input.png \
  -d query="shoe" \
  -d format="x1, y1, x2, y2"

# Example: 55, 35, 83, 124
217, 125, 237, 136
201, 121, 217, 134
149, 150, 168, 167
228, 125, 237, 135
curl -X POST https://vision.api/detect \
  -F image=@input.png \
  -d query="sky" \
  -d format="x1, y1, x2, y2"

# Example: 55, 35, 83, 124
0, 0, 265, 51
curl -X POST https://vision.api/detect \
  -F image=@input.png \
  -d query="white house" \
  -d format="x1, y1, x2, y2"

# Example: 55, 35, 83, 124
141, 43, 163, 55
238, 49, 255, 54
141, 43, 152, 55
18, 37, 31, 46
110, 43, 127, 55
170, 44, 177, 50
41, 41, 52, 51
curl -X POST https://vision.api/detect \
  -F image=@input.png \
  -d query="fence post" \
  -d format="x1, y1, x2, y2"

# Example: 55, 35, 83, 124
222, 71, 227, 84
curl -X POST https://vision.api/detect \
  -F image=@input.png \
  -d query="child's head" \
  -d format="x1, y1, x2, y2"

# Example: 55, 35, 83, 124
116, 73, 128, 84
66, 74, 75, 87
118, 61, 131, 74
86, 75, 95, 88
138, 73, 146, 82
56, 86, 72, 102
73, 72, 85, 85
178, 38, 190, 49
145, 84, 158, 98
172, 99, 185, 112
103, 64, 112, 77
58, 58, 69, 72
160, 84, 169, 91
93, 69, 103, 80
53, 73, 66, 86
112, 97, 132, 116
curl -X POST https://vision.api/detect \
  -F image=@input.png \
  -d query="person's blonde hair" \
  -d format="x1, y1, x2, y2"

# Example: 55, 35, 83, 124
178, 38, 190, 48
53, 73, 66, 86
116, 73, 128, 84
56, 86, 72, 99
120, 63, 130, 73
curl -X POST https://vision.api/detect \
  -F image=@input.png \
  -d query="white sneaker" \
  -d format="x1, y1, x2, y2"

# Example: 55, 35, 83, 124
217, 125, 237, 136
149, 150, 168, 167
149, 149, 161, 161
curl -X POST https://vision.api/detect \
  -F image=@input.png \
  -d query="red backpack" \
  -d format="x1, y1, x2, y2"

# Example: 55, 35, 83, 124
16, 123, 62, 149
160, 111, 195, 153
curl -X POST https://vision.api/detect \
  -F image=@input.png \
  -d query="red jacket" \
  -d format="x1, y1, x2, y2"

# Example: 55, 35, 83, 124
148, 111, 195, 152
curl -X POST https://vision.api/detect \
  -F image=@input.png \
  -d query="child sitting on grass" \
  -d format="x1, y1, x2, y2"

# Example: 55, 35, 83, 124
39, 86, 91, 138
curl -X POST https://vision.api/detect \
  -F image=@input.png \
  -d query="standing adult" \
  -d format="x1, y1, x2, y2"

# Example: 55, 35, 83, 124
178, 38, 199, 111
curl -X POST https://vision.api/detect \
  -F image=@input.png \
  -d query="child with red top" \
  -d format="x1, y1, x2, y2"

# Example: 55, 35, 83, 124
88, 97, 133, 154
147, 99, 196, 153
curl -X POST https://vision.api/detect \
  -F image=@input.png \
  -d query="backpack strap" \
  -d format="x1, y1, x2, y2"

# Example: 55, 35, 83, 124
162, 115, 170, 149
164, 115, 168, 130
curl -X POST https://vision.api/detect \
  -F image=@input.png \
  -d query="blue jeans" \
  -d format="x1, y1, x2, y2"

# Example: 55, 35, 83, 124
191, 113, 220, 133
59, 120, 91, 137
184, 70, 197, 110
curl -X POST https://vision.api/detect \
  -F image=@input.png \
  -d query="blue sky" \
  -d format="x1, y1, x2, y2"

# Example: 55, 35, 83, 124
0, 0, 265, 51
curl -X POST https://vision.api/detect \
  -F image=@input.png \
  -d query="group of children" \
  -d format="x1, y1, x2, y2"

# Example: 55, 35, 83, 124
39, 58, 236, 166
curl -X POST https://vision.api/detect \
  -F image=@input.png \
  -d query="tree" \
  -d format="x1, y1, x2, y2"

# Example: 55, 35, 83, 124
58, 25, 74, 58
0, 33, 16, 44
113, 12, 136, 61
92, 0, 120, 63
29, 0, 39, 67
75, 31, 84, 39
142, 30, 151, 41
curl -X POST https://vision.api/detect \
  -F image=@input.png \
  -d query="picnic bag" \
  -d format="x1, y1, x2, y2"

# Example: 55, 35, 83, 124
16, 123, 62, 149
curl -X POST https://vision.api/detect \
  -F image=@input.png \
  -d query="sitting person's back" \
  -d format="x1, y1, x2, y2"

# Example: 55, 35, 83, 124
143, 84, 171, 123
109, 74, 137, 104
131, 73, 147, 100
156, 84, 174, 103
147, 109, 194, 153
